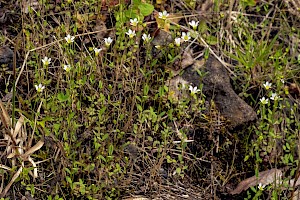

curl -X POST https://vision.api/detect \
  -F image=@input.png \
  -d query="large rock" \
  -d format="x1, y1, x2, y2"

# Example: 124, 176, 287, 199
169, 55, 257, 128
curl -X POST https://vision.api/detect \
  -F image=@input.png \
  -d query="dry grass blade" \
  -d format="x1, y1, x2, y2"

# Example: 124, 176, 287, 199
0, 164, 11, 171
0, 166, 22, 198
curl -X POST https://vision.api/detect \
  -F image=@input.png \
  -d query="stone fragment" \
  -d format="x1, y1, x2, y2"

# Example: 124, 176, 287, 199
0, 46, 13, 64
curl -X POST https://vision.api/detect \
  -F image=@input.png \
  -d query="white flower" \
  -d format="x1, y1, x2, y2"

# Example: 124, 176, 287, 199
104, 37, 113, 47
35, 84, 45, 93
188, 20, 199, 30
263, 81, 272, 90
270, 93, 279, 101
94, 47, 102, 56
126, 29, 136, 38
42, 57, 51, 66
63, 64, 71, 72
260, 97, 269, 105
258, 183, 266, 190
181, 32, 191, 42
130, 18, 139, 26
174, 38, 181, 46
158, 11, 169, 20
189, 85, 200, 95
280, 79, 285, 84
65, 34, 75, 43
142, 34, 151, 43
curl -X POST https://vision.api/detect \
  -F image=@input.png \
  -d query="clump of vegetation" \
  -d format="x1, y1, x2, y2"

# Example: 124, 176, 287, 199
0, 0, 300, 199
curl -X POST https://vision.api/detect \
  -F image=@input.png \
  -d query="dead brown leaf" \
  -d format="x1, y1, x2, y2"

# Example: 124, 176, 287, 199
230, 168, 283, 195
0, 100, 11, 129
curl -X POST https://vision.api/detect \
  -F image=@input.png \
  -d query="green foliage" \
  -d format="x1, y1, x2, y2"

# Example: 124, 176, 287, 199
125, 0, 154, 19
3, 0, 300, 199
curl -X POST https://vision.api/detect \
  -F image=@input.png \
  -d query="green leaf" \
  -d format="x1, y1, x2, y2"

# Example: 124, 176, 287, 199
205, 35, 218, 45
57, 92, 69, 102
108, 144, 114, 156
66, 176, 72, 184
198, 20, 207, 33
176, 167, 181, 174
143, 84, 149, 96
138, 3, 154, 16
137, 104, 143, 112
125, 9, 138, 19
133, 0, 141, 4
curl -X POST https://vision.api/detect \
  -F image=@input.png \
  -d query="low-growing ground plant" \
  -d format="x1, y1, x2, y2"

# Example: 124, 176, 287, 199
1, 0, 300, 199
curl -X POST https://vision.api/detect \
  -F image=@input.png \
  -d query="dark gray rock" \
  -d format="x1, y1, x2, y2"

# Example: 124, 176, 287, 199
0, 46, 14, 64
0, 46, 13, 64
182, 55, 257, 128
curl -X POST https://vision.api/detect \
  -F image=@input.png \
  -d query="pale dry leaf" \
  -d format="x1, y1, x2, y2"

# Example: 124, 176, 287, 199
259, 168, 282, 186
6, 152, 15, 159
123, 197, 150, 200
13, 115, 24, 138
28, 156, 38, 178
0, 164, 11, 171
230, 168, 283, 195
0, 100, 11, 128
21, 139, 44, 159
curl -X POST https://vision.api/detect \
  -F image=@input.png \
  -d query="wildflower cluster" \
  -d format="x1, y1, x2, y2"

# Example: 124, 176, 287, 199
35, 16, 201, 94
260, 81, 280, 105
174, 19, 199, 47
